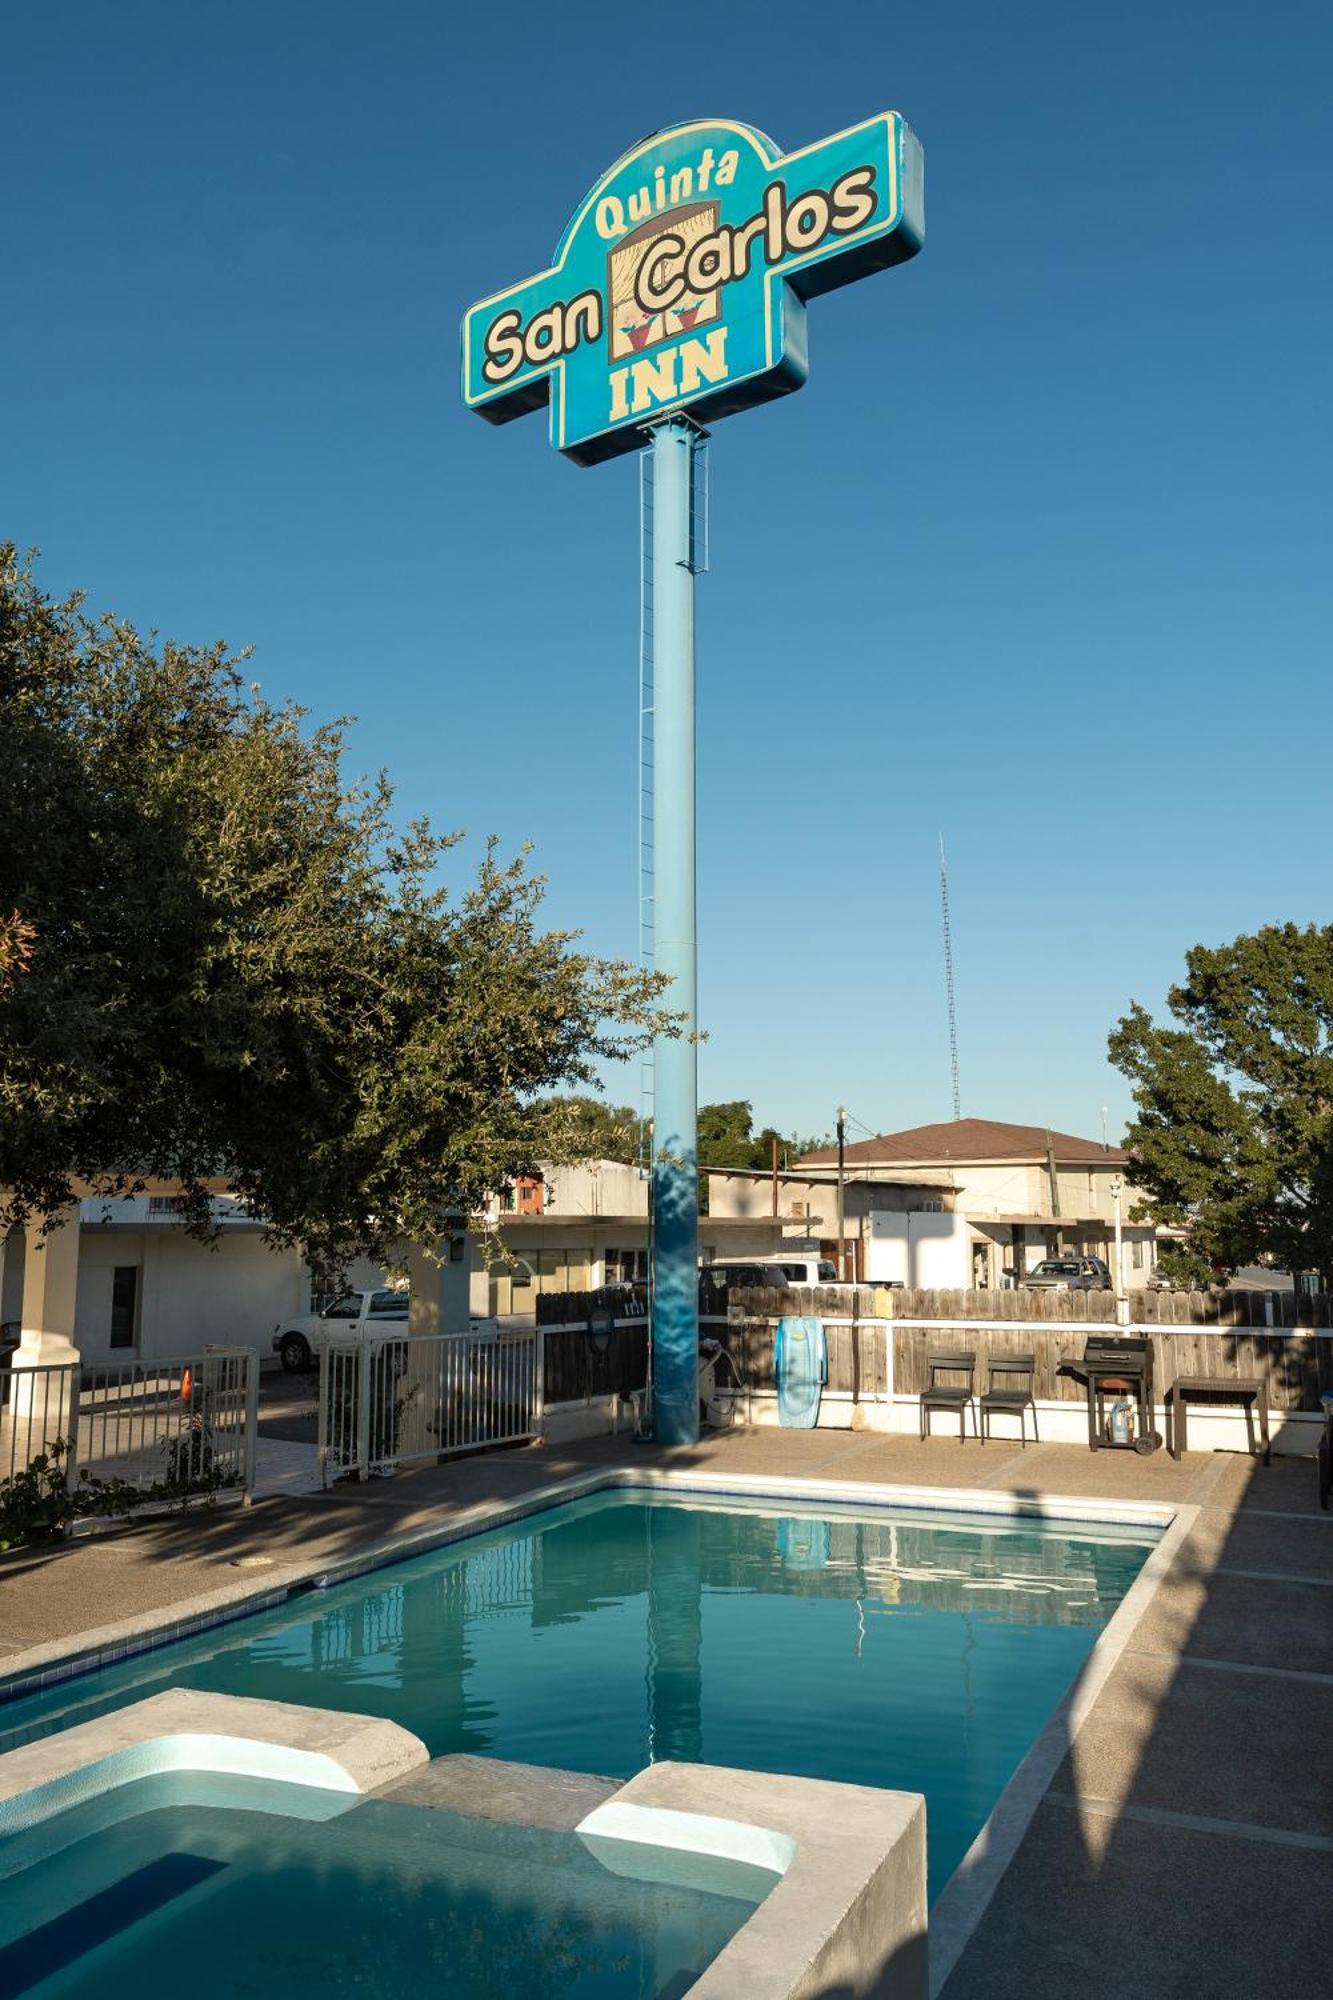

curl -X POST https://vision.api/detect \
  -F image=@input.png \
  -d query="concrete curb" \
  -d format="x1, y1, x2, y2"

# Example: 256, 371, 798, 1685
587, 1760, 928, 2000
0, 1687, 429, 1832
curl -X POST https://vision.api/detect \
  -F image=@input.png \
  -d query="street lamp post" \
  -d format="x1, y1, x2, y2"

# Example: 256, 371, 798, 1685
836, 1105, 847, 1282
1110, 1174, 1127, 1323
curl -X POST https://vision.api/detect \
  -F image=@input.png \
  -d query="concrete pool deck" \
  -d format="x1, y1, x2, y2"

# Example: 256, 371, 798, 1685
1, 1426, 1329, 1995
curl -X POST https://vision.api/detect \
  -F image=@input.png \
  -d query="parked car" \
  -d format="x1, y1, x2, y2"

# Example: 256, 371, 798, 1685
698, 1261, 787, 1312
744, 1256, 841, 1285
272, 1287, 409, 1373
1024, 1256, 1114, 1292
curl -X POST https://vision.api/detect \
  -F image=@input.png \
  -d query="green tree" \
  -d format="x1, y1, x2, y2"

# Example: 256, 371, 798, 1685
1108, 923, 1333, 1286
697, 1100, 826, 1173
697, 1100, 760, 1171
531, 1094, 639, 1166
0, 547, 667, 1266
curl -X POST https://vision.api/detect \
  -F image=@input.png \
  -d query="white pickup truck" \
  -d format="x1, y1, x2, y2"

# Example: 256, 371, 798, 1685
272, 1288, 408, 1373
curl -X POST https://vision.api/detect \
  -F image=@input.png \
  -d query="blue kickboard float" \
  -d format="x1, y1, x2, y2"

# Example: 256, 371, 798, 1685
774, 1316, 827, 1429
776, 1516, 832, 1570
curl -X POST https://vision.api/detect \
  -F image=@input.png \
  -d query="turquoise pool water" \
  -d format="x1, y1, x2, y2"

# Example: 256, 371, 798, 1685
0, 1493, 1156, 1899
0, 1771, 767, 1997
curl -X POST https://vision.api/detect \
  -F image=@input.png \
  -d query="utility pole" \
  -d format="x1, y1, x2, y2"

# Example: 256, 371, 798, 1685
939, 835, 962, 1121
1045, 1131, 1061, 1225
836, 1105, 847, 1281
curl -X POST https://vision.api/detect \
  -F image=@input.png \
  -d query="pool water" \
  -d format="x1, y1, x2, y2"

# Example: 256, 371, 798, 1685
0, 1493, 1156, 1899
0, 1772, 767, 1998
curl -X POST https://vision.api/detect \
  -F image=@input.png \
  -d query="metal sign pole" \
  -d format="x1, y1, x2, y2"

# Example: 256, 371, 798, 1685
649, 416, 700, 1445
462, 114, 925, 1444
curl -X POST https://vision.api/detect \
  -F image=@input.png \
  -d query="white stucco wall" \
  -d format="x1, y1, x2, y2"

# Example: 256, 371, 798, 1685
74, 1229, 311, 1362
866, 1211, 969, 1288
541, 1160, 648, 1217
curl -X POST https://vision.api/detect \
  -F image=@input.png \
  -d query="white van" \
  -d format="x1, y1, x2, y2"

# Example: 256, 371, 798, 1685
749, 1255, 841, 1286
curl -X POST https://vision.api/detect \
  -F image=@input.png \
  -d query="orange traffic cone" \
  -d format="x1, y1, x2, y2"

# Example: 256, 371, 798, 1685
180, 1367, 193, 1404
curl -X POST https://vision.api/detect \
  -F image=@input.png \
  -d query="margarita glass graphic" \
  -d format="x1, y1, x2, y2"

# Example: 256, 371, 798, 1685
608, 202, 721, 361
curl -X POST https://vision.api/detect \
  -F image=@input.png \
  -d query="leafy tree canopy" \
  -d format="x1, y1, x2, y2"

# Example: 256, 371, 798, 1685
0, 548, 666, 1267
1109, 923, 1333, 1285
530, 1097, 825, 1177
697, 1100, 825, 1173
530, 1095, 639, 1166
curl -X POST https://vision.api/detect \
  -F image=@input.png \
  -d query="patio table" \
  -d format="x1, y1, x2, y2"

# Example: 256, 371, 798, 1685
1166, 1374, 1270, 1464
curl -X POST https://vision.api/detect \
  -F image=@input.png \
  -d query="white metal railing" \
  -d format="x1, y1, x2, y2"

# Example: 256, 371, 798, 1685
1, 1363, 76, 1484
77, 1349, 257, 1493
1, 1347, 258, 1500
317, 1327, 543, 1485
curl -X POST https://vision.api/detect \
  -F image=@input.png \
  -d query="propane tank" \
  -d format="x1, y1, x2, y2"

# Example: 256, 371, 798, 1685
1108, 1398, 1134, 1447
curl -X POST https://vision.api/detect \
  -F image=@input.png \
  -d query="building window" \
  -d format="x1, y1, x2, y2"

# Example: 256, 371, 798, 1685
147, 1195, 186, 1217
1131, 1238, 1144, 1270
915, 1200, 943, 1214
110, 1266, 138, 1348
516, 1177, 544, 1216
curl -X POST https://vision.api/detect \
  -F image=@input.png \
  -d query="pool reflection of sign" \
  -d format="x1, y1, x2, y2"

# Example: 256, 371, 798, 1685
462, 114, 925, 465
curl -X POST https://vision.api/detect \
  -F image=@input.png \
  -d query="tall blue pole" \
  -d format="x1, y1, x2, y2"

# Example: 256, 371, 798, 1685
650, 417, 699, 1446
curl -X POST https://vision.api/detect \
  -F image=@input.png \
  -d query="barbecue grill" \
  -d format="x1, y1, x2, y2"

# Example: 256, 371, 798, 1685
1059, 1335, 1162, 1454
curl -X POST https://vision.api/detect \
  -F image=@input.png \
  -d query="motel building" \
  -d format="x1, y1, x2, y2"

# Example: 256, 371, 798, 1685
783, 1117, 1161, 1290
476, 1160, 804, 1316
0, 1158, 809, 1371
0, 1184, 391, 1373
0, 1123, 1160, 1371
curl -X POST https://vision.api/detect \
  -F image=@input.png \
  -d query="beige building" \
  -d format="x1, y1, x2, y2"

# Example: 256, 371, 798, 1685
476, 1158, 803, 1315
794, 1118, 1159, 1291
1, 1190, 390, 1370
703, 1166, 948, 1284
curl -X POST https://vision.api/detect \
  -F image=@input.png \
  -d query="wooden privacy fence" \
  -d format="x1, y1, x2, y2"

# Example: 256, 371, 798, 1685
537, 1285, 648, 1327
718, 1288, 1333, 1414
530, 1282, 1333, 1413
541, 1320, 648, 1405
712, 1290, 890, 1400
884, 1285, 1333, 1327
891, 1323, 1333, 1412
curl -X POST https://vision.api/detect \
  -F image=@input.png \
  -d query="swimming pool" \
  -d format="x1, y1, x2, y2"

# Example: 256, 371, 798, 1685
0, 1490, 1158, 1900
0, 1768, 770, 1999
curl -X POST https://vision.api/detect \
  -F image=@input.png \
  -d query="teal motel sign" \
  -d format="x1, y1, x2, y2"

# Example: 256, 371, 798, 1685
463, 115, 923, 464
462, 115, 924, 1440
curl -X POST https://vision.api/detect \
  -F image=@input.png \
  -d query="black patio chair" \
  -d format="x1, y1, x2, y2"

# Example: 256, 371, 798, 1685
919, 1350, 977, 1441
980, 1353, 1039, 1447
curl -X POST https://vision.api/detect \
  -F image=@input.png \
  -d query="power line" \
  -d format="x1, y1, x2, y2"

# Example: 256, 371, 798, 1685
939, 833, 962, 1121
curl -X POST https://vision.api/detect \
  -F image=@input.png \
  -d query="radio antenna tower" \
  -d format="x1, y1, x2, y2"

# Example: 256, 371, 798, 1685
939, 834, 962, 1121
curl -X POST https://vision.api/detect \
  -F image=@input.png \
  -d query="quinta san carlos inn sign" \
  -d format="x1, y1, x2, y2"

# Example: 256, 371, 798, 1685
462, 114, 925, 464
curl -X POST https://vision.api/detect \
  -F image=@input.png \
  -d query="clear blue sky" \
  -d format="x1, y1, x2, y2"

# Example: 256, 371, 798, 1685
5, 0, 1329, 1146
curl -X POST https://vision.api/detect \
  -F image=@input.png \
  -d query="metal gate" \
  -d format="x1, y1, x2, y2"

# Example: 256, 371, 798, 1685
317, 1328, 543, 1485
2, 1348, 259, 1499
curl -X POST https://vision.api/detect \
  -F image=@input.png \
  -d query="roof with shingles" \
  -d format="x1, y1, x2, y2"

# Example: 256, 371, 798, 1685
799, 1118, 1127, 1169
